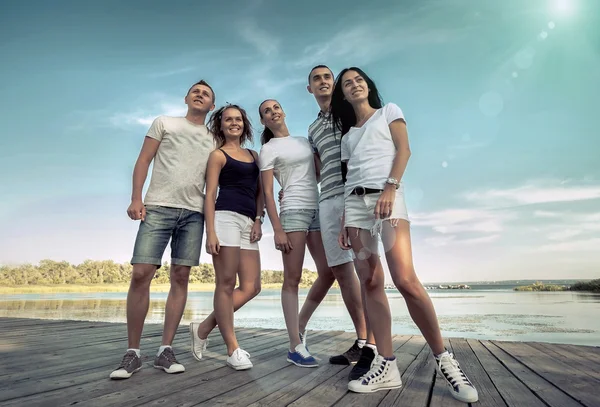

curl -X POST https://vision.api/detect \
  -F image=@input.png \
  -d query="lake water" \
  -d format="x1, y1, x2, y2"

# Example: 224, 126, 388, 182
1, 288, 599, 346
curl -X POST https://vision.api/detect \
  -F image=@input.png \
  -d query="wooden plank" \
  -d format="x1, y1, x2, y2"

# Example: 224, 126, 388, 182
528, 342, 600, 380
481, 341, 583, 407
0, 328, 290, 403
198, 332, 356, 406
86, 330, 343, 407
552, 343, 600, 364
493, 340, 597, 407
378, 340, 434, 407
428, 338, 465, 407
468, 339, 546, 407
449, 338, 506, 407
297, 335, 425, 407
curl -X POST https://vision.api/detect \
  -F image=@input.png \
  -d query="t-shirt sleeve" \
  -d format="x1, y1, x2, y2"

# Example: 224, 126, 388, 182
258, 144, 276, 171
384, 103, 406, 125
307, 133, 318, 154
146, 116, 165, 142
340, 137, 350, 163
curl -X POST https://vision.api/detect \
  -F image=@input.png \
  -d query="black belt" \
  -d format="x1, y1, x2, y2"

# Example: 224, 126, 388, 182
350, 186, 383, 196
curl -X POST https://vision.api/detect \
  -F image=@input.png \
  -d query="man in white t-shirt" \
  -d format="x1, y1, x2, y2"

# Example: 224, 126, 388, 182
305, 65, 376, 380
109, 80, 216, 380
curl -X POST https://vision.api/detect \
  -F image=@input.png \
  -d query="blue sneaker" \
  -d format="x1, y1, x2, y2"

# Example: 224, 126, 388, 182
287, 344, 318, 368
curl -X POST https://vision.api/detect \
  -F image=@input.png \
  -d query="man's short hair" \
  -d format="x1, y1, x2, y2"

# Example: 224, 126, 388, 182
308, 65, 334, 84
187, 80, 215, 102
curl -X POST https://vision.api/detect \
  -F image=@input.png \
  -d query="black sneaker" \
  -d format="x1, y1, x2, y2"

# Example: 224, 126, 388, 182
154, 347, 185, 374
109, 350, 142, 379
349, 345, 377, 380
329, 339, 362, 365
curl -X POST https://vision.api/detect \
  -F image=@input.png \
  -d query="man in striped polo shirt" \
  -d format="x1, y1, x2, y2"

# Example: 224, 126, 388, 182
306, 65, 377, 380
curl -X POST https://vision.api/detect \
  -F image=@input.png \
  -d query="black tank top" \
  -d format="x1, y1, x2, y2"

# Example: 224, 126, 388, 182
215, 148, 259, 220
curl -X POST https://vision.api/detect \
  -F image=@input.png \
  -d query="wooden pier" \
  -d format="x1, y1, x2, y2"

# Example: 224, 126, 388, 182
0, 317, 598, 406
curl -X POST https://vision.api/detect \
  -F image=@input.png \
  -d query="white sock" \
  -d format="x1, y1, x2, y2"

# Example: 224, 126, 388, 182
127, 348, 141, 358
158, 345, 172, 356
435, 349, 450, 360
357, 339, 367, 348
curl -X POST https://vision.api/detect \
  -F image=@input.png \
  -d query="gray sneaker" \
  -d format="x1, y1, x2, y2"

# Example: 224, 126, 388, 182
109, 350, 142, 379
154, 347, 185, 374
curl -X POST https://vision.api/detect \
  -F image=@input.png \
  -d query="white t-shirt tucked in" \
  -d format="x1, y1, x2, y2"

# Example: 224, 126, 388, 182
258, 136, 319, 211
340, 103, 406, 197
144, 116, 215, 213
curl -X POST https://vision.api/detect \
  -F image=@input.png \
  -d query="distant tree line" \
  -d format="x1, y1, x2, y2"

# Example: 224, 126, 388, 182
0, 259, 324, 287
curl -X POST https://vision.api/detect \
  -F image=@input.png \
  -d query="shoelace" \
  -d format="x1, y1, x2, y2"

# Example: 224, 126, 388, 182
439, 354, 471, 386
234, 349, 251, 361
163, 348, 179, 364
295, 345, 312, 359
117, 351, 137, 369
360, 355, 385, 382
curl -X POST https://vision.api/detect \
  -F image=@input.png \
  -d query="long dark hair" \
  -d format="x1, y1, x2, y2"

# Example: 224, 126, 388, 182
208, 104, 253, 148
330, 67, 383, 136
258, 99, 279, 145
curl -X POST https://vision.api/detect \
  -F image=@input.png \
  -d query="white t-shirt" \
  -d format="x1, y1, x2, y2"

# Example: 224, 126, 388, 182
144, 116, 215, 213
258, 136, 319, 211
340, 103, 406, 197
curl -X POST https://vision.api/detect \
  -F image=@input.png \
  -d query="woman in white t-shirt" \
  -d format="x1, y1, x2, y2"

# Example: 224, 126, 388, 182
330, 67, 478, 402
258, 99, 332, 368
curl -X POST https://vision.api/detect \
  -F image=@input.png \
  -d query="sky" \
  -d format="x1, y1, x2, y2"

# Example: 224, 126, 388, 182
1, 0, 599, 283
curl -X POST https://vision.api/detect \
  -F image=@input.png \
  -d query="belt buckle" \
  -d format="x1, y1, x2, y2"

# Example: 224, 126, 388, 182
355, 186, 366, 196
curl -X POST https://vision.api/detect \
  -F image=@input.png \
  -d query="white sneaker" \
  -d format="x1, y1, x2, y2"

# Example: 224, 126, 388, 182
227, 348, 253, 370
299, 330, 307, 347
189, 322, 209, 361
348, 354, 402, 393
436, 351, 479, 403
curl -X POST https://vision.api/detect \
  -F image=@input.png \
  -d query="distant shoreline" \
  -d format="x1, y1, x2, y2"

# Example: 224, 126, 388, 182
0, 283, 291, 295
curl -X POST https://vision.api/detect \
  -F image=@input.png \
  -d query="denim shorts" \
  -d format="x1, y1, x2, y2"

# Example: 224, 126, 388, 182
131, 205, 204, 267
280, 208, 320, 233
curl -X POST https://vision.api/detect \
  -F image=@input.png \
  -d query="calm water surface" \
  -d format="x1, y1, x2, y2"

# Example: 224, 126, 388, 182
1, 288, 599, 346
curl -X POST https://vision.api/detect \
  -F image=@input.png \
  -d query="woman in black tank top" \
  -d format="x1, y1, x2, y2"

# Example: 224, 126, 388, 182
191, 104, 264, 370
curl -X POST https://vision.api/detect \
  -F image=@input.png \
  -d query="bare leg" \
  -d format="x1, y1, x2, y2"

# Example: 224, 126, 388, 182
348, 227, 393, 357
298, 231, 336, 333
126, 263, 157, 348
331, 260, 367, 340
382, 220, 445, 355
281, 231, 307, 350
197, 251, 261, 339
213, 247, 241, 356
161, 264, 191, 345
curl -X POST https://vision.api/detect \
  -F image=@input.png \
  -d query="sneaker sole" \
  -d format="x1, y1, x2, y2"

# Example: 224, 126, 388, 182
109, 366, 141, 380
227, 362, 253, 370
153, 365, 185, 374
286, 358, 319, 368
348, 382, 402, 393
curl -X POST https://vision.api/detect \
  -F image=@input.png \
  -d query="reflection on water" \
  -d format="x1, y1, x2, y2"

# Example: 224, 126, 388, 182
1, 289, 599, 346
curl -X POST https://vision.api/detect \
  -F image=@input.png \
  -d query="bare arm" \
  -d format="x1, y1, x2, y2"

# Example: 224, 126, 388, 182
204, 151, 225, 240
261, 169, 283, 232
251, 150, 265, 219
132, 137, 160, 202
313, 153, 322, 183
387, 119, 411, 184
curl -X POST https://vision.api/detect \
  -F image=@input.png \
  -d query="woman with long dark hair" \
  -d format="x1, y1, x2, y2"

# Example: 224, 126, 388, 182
331, 67, 478, 402
258, 99, 333, 367
189, 104, 263, 371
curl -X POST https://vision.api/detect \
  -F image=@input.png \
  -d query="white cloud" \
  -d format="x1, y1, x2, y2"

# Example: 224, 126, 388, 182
464, 182, 600, 207
238, 21, 280, 56
534, 238, 600, 253
109, 103, 187, 128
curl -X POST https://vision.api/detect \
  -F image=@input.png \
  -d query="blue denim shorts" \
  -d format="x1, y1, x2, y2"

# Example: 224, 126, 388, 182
131, 205, 204, 267
280, 208, 320, 233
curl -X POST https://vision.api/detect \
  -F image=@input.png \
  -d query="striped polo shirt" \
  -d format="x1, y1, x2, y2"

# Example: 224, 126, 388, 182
308, 111, 345, 202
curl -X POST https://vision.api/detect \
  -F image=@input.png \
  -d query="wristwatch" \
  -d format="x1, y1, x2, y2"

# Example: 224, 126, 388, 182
385, 177, 400, 189
255, 215, 264, 224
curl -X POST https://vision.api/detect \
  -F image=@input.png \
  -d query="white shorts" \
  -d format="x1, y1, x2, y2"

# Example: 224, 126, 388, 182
344, 187, 409, 235
214, 211, 259, 251
319, 194, 355, 267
